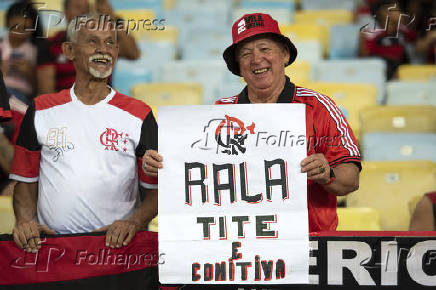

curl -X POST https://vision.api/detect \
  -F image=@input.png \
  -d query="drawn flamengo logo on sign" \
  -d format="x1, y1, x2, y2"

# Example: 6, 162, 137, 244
99, 128, 129, 152
215, 115, 255, 155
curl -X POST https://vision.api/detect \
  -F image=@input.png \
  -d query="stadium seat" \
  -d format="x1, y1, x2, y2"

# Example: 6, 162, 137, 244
363, 133, 436, 162
239, 0, 295, 12
294, 10, 353, 26
233, 8, 293, 24
159, 60, 229, 104
0, 195, 14, 234
300, 0, 357, 11
336, 208, 381, 231
285, 60, 311, 86
112, 0, 163, 17
386, 81, 436, 106
148, 216, 158, 232
359, 105, 436, 135
0, 1, 13, 10
115, 9, 155, 38
346, 161, 436, 230
329, 25, 360, 59
181, 28, 231, 60
305, 82, 377, 138
112, 59, 153, 95
408, 195, 423, 215
310, 59, 386, 104
294, 41, 322, 62
176, 0, 232, 10
280, 24, 326, 56
165, 7, 231, 44
137, 25, 178, 43
294, 10, 353, 55
137, 40, 177, 68
398, 65, 436, 81
131, 83, 203, 117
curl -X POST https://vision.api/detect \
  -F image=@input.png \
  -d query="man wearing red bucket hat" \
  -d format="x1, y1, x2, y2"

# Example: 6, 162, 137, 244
144, 13, 361, 233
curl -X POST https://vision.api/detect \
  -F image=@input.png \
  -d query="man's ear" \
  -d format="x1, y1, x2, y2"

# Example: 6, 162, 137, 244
62, 42, 75, 61
282, 45, 290, 65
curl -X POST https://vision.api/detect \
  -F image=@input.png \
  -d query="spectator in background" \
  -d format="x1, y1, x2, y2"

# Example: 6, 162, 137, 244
415, 29, 436, 64
410, 0, 436, 64
359, 0, 416, 79
410, 192, 436, 231
38, 0, 140, 94
0, 2, 39, 105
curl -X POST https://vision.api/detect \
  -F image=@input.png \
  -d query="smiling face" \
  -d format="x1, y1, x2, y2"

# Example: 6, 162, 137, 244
236, 36, 289, 94
63, 20, 118, 80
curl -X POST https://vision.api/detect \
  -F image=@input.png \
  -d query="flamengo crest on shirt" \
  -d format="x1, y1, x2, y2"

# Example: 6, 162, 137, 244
100, 128, 130, 152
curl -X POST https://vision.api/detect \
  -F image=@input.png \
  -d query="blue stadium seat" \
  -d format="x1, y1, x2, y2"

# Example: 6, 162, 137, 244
386, 81, 436, 106
240, 0, 295, 12
294, 41, 322, 61
214, 77, 245, 101
112, 59, 153, 95
310, 59, 386, 104
164, 6, 231, 44
233, 7, 293, 24
159, 60, 229, 104
301, 0, 357, 10
0, 1, 13, 10
137, 40, 176, 74
363, 133, 436, 162
181, 28, 231, 60
112, 0, 163, 17
329, 25, 360, 59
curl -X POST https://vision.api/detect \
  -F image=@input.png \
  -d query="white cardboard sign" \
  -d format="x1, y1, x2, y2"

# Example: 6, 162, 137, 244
158, 104, 309, 284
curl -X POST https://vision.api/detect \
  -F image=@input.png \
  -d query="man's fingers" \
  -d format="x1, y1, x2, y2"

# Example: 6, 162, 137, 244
146, 150, 163, 162
39, 225, 56, 235
144, 155, 163, 169
301, 160, 324, 173
25, 225, 39, 252
116, 228, 129, 248
106, 226, 121, 248
13, 229, 26, 249
307, 172, 324, 180
123, 228, 136, 246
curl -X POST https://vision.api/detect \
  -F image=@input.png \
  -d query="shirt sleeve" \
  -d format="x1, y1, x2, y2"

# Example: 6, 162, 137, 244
316, 96, 361, 171
135, 111, 158, 189
9, 101, 41, 182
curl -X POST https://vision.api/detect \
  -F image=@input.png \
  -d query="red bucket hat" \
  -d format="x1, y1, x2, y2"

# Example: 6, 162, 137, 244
223, 13, 298, 76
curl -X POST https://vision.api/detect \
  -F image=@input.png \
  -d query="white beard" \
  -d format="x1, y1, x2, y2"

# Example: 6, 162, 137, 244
89, 66, 113, 79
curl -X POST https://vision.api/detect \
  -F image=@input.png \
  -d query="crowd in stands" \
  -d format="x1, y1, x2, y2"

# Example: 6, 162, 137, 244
0, 0, 435, 232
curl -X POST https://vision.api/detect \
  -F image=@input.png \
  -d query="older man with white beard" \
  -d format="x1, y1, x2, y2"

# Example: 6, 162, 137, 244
9, 14, 158, 253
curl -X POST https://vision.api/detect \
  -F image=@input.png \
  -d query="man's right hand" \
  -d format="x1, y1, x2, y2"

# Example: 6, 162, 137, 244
142, 150, 163, 178
13, 220, 55, 253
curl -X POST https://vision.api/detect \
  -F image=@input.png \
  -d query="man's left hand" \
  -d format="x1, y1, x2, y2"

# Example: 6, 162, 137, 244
94, 220, 140, 248
300, 153, 331, 185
